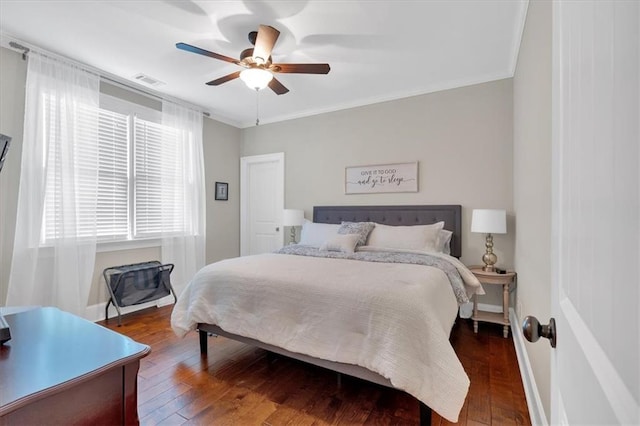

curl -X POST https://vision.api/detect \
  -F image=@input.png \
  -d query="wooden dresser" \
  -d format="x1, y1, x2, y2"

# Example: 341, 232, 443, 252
0, 307, 150, 425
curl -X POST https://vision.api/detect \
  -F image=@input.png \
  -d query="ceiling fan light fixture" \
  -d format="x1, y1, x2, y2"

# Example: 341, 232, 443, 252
240, 68, 273, 90
176, 24, 329, 95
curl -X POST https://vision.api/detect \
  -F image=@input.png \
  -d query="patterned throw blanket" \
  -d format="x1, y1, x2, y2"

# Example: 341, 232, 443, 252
277, 244, 472, 304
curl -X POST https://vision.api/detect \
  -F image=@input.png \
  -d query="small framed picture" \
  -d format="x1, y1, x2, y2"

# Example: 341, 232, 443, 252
215, 182, 228, 201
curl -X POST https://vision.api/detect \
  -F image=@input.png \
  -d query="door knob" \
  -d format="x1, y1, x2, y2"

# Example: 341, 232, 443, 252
522, 316, 557, 348
275, 227, 280, 232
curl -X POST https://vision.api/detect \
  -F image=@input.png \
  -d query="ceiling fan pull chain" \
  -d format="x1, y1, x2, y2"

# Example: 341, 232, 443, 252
255, 88, 260, 126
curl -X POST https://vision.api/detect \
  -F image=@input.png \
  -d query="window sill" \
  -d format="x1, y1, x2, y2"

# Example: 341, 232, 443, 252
96, 238, 161, 253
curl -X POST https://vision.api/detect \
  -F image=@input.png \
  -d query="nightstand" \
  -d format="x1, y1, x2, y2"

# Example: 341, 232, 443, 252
469, 266, 516, 338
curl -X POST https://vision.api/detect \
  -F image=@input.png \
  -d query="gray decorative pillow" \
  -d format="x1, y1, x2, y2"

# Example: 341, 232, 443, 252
319, 234, 360, 253
338, 221, 375, 246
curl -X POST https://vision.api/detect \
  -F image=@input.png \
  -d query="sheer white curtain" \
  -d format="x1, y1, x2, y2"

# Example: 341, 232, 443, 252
160, 100, 206, 294
7, 53, 100, 317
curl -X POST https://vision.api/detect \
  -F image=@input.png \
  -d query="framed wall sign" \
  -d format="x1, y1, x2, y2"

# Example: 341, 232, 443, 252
215, 182, 228, 201
345, 162, 418, 194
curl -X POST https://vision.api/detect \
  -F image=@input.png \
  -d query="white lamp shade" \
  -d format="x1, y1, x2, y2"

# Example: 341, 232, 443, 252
283, 209, 305, 226
240, 68, 273, 90
471, 209, 507, 234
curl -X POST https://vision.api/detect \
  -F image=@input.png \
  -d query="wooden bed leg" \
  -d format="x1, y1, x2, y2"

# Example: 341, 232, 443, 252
419, 401, 432, 425
199, 329, 208, 356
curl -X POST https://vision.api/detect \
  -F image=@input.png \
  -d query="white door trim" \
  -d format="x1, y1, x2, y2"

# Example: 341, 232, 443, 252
240, 152, 285, 256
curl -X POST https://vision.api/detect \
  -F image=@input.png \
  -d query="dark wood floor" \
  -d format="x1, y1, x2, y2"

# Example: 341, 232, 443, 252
100, 306, 530, 426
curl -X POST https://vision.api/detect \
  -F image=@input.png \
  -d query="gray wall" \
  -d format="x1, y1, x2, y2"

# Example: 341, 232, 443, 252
242, 78, 515, 306
513, 0, 552, 421
0, 46, 241, 312
204, 117, 241, 265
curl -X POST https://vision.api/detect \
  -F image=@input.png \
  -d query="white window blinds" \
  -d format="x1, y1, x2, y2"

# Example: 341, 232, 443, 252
96, 109, 129, 240
133, 117, 184, 237
42, 95, 191, 244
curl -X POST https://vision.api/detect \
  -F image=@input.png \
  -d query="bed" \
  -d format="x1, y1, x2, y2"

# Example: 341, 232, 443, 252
171, 205, 483, 424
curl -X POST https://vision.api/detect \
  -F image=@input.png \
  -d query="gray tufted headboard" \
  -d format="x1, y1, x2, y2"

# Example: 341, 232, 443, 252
313, 205, 462, 258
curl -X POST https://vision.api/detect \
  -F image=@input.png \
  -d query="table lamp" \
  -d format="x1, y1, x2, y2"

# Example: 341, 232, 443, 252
471, 209, 506, 272
283, 209, 305, 244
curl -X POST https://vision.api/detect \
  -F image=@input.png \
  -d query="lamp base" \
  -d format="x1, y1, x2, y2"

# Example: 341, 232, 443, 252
481, 233, 498, 272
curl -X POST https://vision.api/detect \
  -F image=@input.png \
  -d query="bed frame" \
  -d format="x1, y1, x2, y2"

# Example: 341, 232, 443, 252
197, 204, 463, 424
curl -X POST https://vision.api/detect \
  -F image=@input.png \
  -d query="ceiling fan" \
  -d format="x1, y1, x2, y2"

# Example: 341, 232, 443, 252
176, 25, 331, 95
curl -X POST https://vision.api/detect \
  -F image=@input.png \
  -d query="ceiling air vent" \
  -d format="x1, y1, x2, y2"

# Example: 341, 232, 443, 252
132, 73, 165, 87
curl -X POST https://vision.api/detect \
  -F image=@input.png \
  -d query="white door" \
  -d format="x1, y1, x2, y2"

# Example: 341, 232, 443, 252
240, 153, 285, 256
548, 1, 639, 424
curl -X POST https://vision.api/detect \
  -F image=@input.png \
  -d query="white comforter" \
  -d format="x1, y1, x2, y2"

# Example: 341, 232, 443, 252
171, 251, 480, 422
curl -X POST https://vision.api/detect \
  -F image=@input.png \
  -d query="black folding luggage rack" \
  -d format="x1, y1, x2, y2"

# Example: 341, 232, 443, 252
103, 261, 177, 326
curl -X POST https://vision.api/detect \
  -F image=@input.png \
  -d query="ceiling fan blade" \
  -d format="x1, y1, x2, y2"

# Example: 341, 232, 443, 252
206, 71, 241, 86
272, 63, 331, 74
176, 42, 239, 65
268, 77, 289, 95
253, 25, 280, 64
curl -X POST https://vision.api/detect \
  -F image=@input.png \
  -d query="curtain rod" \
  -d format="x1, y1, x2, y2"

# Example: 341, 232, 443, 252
8, 41, 29, 60
4, 36, 210, 117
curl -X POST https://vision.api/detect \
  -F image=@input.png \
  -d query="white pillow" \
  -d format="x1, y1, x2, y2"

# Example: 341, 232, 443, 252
319, 234, 360, 253
298, 220, 340, 247
438, 229, 453, 255
366, 222, 445, 252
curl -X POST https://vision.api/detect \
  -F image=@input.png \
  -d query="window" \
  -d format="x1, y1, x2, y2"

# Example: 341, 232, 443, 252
96, 108, 129, 240
133, 117, 184, 237
42, 94, 187, 244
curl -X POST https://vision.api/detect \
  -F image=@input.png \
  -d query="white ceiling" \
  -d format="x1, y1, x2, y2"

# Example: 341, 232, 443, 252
0, 1, 528, 128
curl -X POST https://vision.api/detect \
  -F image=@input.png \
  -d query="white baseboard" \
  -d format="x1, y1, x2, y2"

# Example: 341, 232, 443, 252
510, 308, 548, 426
85, 295, 174, 323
